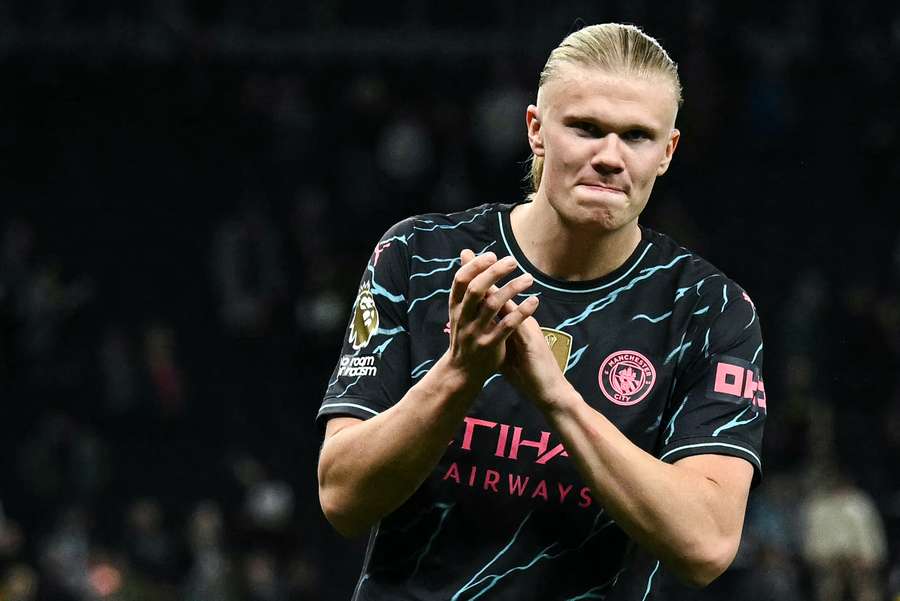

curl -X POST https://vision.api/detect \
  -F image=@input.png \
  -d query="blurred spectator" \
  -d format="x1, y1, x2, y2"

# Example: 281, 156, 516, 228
736, 474, 806, 601
38, 506, 91, 601
241, 550, 286, 601
1, 563, 39, 601
212, 200, 287, 337
99, 325, 139, 415
801, 465, 887, 601
143, 322, 186, 418
123, 499, 177, 583
183, 502, 238, 601
16, 413, 109, 507
0, 502, 25, 560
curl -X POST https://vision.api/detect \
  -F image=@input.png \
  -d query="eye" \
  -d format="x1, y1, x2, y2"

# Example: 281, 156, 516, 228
622, 129, 650, 142
571, 121, 601, 137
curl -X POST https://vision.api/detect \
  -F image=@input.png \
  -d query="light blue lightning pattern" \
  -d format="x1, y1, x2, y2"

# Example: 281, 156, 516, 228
371, 337, 394, 357
675, 275, 719, 300
413, 206, 493, 232
713, 406, 760, 436
381, 232, 412, 246
377, 326, 406, 336
665, 395, 688, 445
632, 275, 717, 324
745, 300, 757, 329
410, 259, 460, 279
664, 333, 692, 366
554, 254, 691, 330
408, 287, 453, 312
465, 542, 561, 600
451, 512, 534, 601
408, 503, 454, 583
411, 359, 434, 380
720, 284, 729, 313
408, 287, 452, 312
335, 375, 364, 398
566, 345, 589, 372
455, 511, 615, 600
751, 342, 763, 364
564, 586, 606, 600
632, 310, 672, 323
367, 264, 405, 303
642, 561, 660, 601
563, 568, 626, 601
644, 411, 663, 434
409, 241, 496, 280
701, 327, 712, 358
483, 373, 502, 388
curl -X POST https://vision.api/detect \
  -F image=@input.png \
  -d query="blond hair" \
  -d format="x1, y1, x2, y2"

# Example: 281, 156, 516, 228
527, 23, 682, 197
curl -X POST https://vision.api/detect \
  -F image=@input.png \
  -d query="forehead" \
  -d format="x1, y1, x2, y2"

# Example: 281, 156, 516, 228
539, 64, 678, 130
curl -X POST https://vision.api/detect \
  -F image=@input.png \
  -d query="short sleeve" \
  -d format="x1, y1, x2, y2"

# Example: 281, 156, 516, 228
658, 286, 767, 484
316, 219, 415, 432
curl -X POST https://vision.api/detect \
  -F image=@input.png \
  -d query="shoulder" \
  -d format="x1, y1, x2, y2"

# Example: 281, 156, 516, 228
383, 202, 509, 255
643, 227, 758, 316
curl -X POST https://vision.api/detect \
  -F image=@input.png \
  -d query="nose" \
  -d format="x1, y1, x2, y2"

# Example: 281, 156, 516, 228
591, 134, 625, 174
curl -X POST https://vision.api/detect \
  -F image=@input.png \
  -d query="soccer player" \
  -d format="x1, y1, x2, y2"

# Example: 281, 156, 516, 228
317, 23, 767, 600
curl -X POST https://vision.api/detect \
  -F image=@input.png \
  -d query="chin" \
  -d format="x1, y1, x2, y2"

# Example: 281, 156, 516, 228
566, 205, 622, 231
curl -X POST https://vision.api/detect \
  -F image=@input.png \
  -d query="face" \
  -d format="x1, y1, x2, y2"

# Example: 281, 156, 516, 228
526, 64, 680, 232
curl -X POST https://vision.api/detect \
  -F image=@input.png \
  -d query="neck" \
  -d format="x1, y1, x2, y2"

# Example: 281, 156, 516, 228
510, 199, 642, 282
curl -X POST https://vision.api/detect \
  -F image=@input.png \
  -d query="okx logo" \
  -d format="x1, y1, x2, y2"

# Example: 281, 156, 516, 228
709, 356, 766, 411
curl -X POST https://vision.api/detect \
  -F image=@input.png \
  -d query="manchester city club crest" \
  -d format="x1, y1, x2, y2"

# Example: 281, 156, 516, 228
540, 327, 573, 373
349, 281, 379, 350
598, 350, 657, 406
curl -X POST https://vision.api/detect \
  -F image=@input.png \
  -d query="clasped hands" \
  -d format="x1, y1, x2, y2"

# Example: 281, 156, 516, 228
445, 249, 573, 409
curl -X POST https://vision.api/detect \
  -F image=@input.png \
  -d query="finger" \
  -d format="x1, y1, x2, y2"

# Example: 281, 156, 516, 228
487, 296, 540, 345
477, 272, 534, 327
461, 256, 519, 320
450, 251, 496, 306
460, 248, 476, 266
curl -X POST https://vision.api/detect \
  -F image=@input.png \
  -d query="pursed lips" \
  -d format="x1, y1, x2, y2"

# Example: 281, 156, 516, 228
579, 182, 626, 193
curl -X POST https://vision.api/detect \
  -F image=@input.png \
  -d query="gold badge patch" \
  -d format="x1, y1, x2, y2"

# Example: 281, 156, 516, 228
349, 281, 379, 350
541, 327, 572, 372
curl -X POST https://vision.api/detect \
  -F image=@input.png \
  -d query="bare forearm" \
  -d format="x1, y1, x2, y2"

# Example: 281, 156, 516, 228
543, 386, 744, 586
318, 355, 479, 537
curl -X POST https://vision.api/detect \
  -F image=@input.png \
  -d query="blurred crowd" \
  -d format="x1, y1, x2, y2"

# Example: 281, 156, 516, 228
2, 1, 900, 600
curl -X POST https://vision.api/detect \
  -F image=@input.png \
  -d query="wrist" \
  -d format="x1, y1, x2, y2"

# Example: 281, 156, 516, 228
535, 377, 581, 416
427, 353, 485, 402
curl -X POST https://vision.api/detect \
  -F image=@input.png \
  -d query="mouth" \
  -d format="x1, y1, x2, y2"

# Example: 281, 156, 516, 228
579, 182, 626, 194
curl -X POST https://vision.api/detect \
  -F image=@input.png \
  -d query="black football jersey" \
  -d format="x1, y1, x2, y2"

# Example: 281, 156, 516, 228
317, 202, 766, 600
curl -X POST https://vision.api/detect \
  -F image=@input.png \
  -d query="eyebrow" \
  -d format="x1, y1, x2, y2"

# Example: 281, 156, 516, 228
562, 114, 659, 134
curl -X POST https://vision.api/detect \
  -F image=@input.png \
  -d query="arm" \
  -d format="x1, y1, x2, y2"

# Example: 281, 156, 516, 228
317, 251, 537, 537
543, 381, 751, 587
503, 317, 753, 587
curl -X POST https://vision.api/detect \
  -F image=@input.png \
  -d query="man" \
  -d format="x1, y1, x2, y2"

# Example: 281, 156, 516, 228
317, 23, 766, 600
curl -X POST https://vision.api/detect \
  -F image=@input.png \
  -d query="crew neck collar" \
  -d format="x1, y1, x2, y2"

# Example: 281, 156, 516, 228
495, 202, 653, 295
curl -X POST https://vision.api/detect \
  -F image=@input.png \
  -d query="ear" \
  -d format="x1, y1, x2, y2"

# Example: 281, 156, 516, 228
657, 128, 680, 176
526, 104, 544, 157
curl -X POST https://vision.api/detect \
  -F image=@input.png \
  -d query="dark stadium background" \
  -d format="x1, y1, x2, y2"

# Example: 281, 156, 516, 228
1, 1, 899, 599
